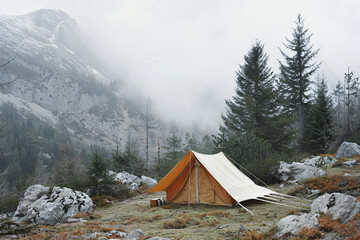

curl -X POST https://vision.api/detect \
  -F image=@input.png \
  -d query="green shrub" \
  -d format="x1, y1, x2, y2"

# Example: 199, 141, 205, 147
0, 195, 20, 213
223, 133, 285, 183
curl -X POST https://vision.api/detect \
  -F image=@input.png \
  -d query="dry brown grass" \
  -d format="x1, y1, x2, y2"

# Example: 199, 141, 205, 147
318, 214, 360, 238
297, 227, 323, 239
240, 229, 273, 240
208, 210, 232, 218
152, 214, 163, 220
73, 212, 102, 220
92, 195, 115, 207
136, 185, 149, 194
285, 209, 301, 216
304, 174, 359, 193
124, 216, 153, 224
162, 213, 200, 229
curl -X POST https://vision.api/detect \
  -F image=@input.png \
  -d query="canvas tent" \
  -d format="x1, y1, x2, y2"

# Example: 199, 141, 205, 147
149, 151, 307, 212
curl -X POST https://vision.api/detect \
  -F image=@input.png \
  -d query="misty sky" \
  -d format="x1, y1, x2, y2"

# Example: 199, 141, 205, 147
1, 0, 359, 133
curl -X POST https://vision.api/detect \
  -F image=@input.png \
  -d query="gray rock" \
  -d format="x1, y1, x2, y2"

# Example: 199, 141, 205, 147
275, 213, 319, 237
148, 238, 172, 240
322, 232, 345, 240
110, 230, 127, 237
343, 159, 357, 168
311, 193, 360, 222
140, 175, 157, 188
66, 217, 80, 223
125, 229, 144, 240
114, 171, 141, 191
336, 141, 360, 158
303, 156, 336, 167
277, 161, 325, 181
0, 212, 14, 222
12, 184, 94, 224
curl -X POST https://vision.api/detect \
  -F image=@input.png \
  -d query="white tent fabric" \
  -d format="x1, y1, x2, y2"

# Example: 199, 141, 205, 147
193, 151, 277, 203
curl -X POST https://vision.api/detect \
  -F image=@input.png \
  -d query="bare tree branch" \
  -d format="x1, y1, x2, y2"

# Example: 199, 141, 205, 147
0, 55, 17, 87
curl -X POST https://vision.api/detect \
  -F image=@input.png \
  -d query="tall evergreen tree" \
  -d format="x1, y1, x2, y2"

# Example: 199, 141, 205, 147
343, 67, 359, 134
333, 80, 345, 137
222, 41, 291, 150
163, 132, 182, 161
306, 77, 333, 153
156, 131, 182, 177
88, 150, 112, 194
111, 140, 127, 172
183, 132, 199, 153
278, 14, 321, 151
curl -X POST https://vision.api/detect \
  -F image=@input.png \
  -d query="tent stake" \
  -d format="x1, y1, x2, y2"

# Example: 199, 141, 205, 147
237, 202, 254, 215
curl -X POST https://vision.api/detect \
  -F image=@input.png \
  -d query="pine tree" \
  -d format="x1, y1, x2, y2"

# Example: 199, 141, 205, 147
183, 132, 199, 153
306, 77, 333, 153
199, 135, 215, 154
278, 14, 321, 151
88, 150, 112, 194
343, 67, 359, 134
163, 132, 182, 161
333, 80, 345, 137
222, 41, 291, 150
156, 131, 182, 177
112, 140, 127, 172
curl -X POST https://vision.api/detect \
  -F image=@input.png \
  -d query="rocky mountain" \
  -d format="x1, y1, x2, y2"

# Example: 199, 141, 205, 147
0, 9, 153, 149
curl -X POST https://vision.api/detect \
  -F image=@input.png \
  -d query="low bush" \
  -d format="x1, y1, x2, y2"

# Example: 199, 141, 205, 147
163, 214, 200, 229
304, 174, 359, 193
297, 227, 322, 239
91, 195, 114, 207
0, 195, 20, 213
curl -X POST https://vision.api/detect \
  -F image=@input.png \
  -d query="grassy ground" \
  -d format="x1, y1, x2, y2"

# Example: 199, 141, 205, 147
3, 155, 359, 239
94, 191, 294, 239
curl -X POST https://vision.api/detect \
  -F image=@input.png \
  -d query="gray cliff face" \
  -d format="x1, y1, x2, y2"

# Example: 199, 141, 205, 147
0, 9, 145, 148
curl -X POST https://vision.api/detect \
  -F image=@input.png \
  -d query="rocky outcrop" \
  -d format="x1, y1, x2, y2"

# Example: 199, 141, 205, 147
141, 176, 157, 188
336, 141, 360, 158
275, 213, 319, 237
302, 156, 336, 167
12, 185, 94, 224
276, 193, 360, 237
125, 229, 144, 240
277, 161, 325, 181
114, 172, 142, 191
276, 155, 337, 182
114, 171, 157, 191
343, 160, 357, 168
311, 193, 360, 223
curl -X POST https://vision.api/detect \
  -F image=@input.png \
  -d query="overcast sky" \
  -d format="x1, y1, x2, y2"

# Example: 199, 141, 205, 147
1, 0, 359, 133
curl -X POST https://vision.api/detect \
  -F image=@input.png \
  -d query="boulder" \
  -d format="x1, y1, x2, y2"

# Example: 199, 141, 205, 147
114, 171, 141, 191
140, 176, 157, 188
303, 156, 336, 167
125, 229, 144, 240
0, 212, 14, 222
343, 160, 357, 168
277, 161, 325, 181
336, 141, 360, 158
148, 238, 171, 240
311, 193, 360, 222
12, 185, 94, 224
275, 213, 319, 237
